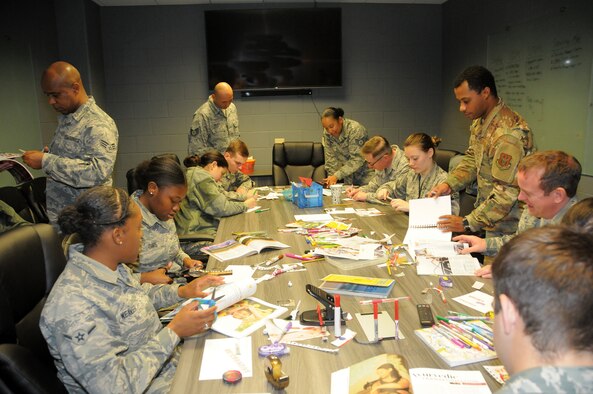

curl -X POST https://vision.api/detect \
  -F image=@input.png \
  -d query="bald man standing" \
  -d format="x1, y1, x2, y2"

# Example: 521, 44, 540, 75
22, 61, 118, 228
188, 82, 239, 156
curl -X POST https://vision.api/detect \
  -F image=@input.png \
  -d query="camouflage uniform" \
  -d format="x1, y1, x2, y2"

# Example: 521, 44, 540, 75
359, 145, 411, 203
445, 99, 534, 237
0, 200, 29, 234
387, 162, 460, 215
40, 244, 183, 393
131, 191, 189, 273
219, 171, 254, 201
485, 196, 578, 256
188, 96, 239, 156
41, 97, 118, 227
496, 366, 593, 394
174, 166, 246, 237
322, 118, 372, 186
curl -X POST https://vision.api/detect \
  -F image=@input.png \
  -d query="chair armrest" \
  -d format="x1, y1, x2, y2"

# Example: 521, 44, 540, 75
178, 233, 215, 243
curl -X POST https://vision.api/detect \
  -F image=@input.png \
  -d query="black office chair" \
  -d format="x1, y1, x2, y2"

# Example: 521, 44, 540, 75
434, 148, 462, 172
0, 224, 67, 393
272, 142, 326, 186
18, 178, 49, 224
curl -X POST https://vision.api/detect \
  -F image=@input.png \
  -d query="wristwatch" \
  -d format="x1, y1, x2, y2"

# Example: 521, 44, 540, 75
462, 217, 472, 232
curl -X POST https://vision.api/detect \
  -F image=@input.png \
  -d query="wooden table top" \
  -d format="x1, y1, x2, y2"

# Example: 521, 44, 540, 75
170, 195, 499, 393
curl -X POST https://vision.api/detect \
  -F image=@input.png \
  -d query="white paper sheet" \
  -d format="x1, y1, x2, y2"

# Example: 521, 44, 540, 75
198, 337, 253, 380
452, 291, 494, 314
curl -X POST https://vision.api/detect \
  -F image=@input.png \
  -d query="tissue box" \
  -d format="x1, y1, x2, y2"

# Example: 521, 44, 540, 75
291, 181, 323, 208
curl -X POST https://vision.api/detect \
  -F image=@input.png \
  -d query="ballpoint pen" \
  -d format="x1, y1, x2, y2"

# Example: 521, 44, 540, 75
255, 208, 270, 213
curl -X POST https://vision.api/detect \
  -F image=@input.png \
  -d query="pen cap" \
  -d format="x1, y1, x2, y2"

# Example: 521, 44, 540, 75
334, 294, 340, 307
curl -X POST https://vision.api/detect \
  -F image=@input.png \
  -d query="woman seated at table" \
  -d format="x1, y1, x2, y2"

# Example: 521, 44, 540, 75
131, 156, 203, 284
321, 107, 372, 187
377, 133, 459, 214
175, 150, 257, 257
40, 185, 224, 392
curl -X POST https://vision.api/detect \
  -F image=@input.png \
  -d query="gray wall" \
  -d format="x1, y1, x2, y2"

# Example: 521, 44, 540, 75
100, 4, 443, 189
440, 0, 593, 197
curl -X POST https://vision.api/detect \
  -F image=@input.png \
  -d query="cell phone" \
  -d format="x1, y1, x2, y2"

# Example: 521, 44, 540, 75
417, 304, 435, 327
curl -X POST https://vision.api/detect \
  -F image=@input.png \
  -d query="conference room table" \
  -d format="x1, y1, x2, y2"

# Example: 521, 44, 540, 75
170, 192, 500, 393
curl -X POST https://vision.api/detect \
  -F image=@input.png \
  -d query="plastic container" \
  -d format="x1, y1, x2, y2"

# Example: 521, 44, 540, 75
241, 158, 255, 174
291, 182, 323, 208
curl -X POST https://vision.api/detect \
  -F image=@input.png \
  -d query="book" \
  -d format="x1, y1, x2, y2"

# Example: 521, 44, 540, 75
330, 353, 411, 394
200, 235, 289, 262
409, 368, 491, 393
161, 277, 287, 338
321, 274, 395, 287
320, 279, 395, 298
414, 321, 497, 367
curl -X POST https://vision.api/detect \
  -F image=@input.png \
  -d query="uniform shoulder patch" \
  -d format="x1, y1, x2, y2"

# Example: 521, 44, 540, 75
496, 152, 513, 170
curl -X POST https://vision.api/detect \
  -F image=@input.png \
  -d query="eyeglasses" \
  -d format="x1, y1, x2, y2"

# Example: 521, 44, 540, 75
366, 152, 388, 167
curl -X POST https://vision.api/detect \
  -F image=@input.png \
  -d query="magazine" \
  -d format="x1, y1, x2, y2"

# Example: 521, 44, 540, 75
200, 235, 290, 262
416, 254, 481, 276
0, 154, 33, 185
330, 353, 411, 394
161, 277, 287, 338
409, 368, 491, 393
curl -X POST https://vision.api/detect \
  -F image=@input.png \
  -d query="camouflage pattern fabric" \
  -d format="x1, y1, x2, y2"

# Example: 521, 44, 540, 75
188, 96, 239, 156
130, 191, 189, 272
40, 244, 183, 393
496, 366, 593, 394
362, 145, 411, 203
484, 196, 578, 256
174, 166, 246, 236
446, 99, 535, 236
322, 118, 372, 185
387, 162, 460, 215
41, 97, 118, 227
0, 200, 29, 233
219, 171, 254, 201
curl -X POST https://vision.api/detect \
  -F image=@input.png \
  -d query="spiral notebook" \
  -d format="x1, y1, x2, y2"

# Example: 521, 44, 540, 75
403, 196, 452, 260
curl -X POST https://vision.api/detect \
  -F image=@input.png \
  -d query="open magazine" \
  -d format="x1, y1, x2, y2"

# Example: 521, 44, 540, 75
403, 195, 452, 259
0, 153, 33, 184
200, 235, 290, 262
160, 277, 287, 338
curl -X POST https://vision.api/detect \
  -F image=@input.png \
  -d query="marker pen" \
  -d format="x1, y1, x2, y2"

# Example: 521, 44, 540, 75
334, 295, 341, 338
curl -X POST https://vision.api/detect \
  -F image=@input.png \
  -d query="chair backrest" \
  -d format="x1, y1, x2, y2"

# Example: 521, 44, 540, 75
434, 148, 462, 172
126, 153, 181, 194
18, 178, 49, 224
272, 142, 326, 186
0, 186, 35, 223
0, 224, 67, 393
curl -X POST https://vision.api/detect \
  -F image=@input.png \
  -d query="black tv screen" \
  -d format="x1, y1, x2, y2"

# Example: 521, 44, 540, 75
204, 8, 342, 91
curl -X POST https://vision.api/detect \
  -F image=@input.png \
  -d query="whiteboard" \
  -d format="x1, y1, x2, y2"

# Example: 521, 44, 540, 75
487, 9, 593, 175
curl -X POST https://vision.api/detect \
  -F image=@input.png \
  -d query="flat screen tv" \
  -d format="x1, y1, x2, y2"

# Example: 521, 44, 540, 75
204, 8, 342, 92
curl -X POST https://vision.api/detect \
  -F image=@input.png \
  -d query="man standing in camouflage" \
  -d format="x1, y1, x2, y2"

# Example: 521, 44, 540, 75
429, 66, 535, 237
22, 61, 118, 228
347, 136, 410, 203
321, 107, 371, 186
188, 82, 239, 156
491, 226, 593, 393
454, 151, 580, 277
